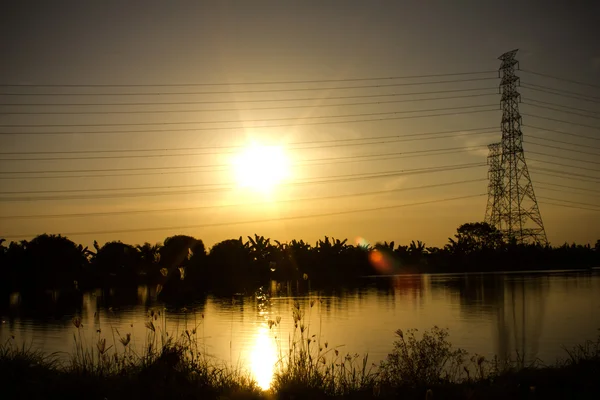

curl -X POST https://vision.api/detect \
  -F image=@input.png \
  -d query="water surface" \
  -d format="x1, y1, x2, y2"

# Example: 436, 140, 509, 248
1, 270, 599, 388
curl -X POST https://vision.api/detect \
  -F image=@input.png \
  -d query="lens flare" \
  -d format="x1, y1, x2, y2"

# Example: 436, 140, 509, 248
369, 249, 396, 274
355, 236, 370, 248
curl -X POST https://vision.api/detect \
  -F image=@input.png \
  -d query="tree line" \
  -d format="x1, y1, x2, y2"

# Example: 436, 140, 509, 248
1, 222, 598, 297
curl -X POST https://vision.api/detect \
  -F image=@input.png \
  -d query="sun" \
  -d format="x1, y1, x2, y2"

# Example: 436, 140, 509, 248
232, 143, 290, 193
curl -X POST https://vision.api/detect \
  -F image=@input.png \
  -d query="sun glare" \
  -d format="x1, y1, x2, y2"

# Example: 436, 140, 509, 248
249, 326, 278, 390
233, 143, 290, 193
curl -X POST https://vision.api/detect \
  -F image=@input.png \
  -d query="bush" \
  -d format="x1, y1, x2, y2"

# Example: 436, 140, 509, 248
379, 326, 467, 387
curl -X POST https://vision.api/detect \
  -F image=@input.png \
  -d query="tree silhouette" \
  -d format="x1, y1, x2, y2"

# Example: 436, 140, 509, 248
157, 235, 206, 297
19, 234, 87, 291
136, 242, 162, 279
446, 222, 504, 255
0, 221, 598, 296
93, 241, 141, 285
207, 238, 253, 292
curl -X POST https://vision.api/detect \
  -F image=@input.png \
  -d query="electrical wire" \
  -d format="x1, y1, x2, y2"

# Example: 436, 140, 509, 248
520, 69, 600, 90
521, 85, 600, 104
0, 70, 498, 88
0, 104, 498, 128
0, 193, 487, 239
525, 135, 600, 150
522, 102, 600, 121
0, 77, 499, 96
531, 170, 600, 184
520, 83, 600, 102
0, 126, 497, 156
521, 97, 600, 116
536, 185, 600, 198
529, 167, 600, 182
526, 150, 600, 166
0, 86, 499, 107
0, 141, 489, 163
0, 149, 485, 181
539, 201, 600, 212
0, 162, 487, 200
524, 124, 600, 142
522, 113, 600, 131
527, 158, 600, 173
0, 148, 483, 175
0, 108, 498, 135
0, 178, 486, 220
535, 181, 600, 194
0, 93, 498, 115
524, 140, 600, 157
537, 196, 600, 209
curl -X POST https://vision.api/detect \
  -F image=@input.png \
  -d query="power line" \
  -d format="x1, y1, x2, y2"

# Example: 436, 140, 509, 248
0, 178, 486, 220
0, 92, 497, 115
0, 86, 500, 107
0, 108, 498, 135
529, 167, 600, 182
526, 150, 600, 166
539, 201, 600, 213
0, 145, 487, 175
520, 69, 600, 90
537, 196, 600, 209
521, 97, 600, 116
527, 158, 600, 173
523, 124, 600, 142
524, 140, 600, 157
522, 102, 600, 121
1, 193, 487, 239
521, 113, 600, 131
536, 181, 600, 194
0, 126, 497, 156
520, 83, 600, 102
525, 135, 600, 151
536, 185, 600, 198
0, 70, 498, 88
0, 104, 498, 129
0, 163, 487, 201
0, 141, 489, 163
0, 148, 487, 181
0, 77, 499, 96
521, 84, 600, 104
531, 170, 600, 184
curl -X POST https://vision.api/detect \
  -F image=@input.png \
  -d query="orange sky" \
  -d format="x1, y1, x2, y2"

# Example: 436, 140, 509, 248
1, 1, 599, 249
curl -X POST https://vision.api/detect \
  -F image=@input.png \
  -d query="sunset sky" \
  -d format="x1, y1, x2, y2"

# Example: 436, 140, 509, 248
1, 0, 599, 249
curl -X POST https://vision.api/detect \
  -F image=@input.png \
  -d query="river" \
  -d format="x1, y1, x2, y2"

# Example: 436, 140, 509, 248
1, 270, 599, 389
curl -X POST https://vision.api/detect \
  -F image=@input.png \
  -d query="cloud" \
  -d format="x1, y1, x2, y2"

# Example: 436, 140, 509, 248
452, 130, 499, 158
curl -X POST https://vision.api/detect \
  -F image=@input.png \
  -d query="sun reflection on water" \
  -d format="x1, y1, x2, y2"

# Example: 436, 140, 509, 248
249, 325, 278, 390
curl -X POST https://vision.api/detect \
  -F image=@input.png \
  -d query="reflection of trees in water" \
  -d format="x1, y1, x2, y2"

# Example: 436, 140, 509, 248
434, 274, 548, 364
391, 275, 425, 308
500, 277, 548, 365
1, 285, 209, 328
431, 274, 506, 312
1, 289, 84, 325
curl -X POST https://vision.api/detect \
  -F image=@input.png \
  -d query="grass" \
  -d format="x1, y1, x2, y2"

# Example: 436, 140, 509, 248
271, 300, 378, 397
0, 302, 599, 399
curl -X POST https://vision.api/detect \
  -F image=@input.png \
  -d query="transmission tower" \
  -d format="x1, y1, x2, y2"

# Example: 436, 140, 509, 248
485, 142, 503, 226
489, 49, 547, 245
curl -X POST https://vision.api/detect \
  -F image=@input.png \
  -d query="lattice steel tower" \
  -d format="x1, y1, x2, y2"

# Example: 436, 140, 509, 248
485, 142, 503, 227
488, 49, 547, 245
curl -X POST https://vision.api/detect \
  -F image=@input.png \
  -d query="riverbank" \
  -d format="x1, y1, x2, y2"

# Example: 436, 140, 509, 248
1, 316, 598, 399
2, 228, 598, 297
